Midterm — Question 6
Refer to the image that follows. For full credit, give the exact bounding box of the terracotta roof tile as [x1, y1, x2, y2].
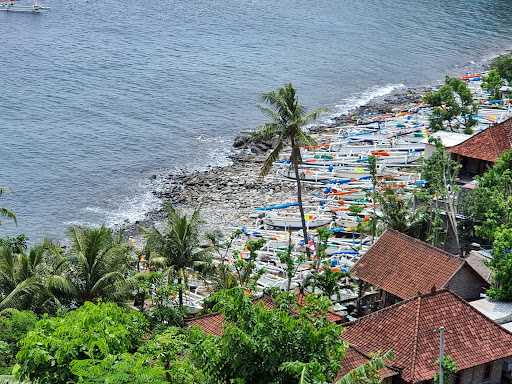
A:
[351, 229, 465, 299]
[187, 313, 225, 336]
[342, 290, 512, 383]
[449, 118, 512, 162]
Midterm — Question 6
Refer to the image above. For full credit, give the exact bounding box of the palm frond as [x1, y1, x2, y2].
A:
[0, 208, 16, 225]
[0, 277, 43, 310]
[260, 139, 284, 177]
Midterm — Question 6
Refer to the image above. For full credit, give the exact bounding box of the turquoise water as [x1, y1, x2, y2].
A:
[1, 0, 512, 240]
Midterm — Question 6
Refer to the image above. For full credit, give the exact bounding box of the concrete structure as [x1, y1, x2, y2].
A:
[423, 131, 472, 158]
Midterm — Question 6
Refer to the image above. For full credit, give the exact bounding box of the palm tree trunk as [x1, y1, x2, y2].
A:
[292, 147, 310, 257]
[177, 271, 183, 308]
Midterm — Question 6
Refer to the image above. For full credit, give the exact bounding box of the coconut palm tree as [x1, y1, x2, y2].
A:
[0, 187, 16, 225]
[49, 226, 132, 304]
[255, 83, 323, 249]
[0, 243, 58, 310]
[143, 203, 207, 309]
[303, 261, 349, 302]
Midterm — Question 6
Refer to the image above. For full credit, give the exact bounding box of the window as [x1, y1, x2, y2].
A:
[483, 362, 492, 381]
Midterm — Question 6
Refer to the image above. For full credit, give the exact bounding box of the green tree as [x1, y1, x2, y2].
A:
[462, 150, 512, 242]
[367, 156, 378, 243]
[481, 69, 504, 99]
[433, 355, 457, 384]
[0, 243, 63, 311]
[0, 309, 37, 374]
[14, 302, 147, 384]
[304, 261, 348, 302]
[0, 235, 27, 254]
[486, 226, 512, 301]
[376, 189, 428, 240]
[70, 353, 167, 384]
[192, 288, 346, 384]
[491, 53, 512, 83]
[0, 188, 16, 226]
[143, 204, 207, 309]
[49, 226, 132, 305]
[420, 138, 461, 249]
[255, 84, 323, 251]
[423, 77, 478, 133]
[140, 327, 210, 383]
[278, 231, 305, 291]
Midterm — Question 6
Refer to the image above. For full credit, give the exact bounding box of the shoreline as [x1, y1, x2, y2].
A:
[121, 84, 430, 239]
[121, 46, 507, 240]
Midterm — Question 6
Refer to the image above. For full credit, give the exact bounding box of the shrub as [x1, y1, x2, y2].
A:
[0, 310, 37, 373]
[70, 353, 167, 384]
[14, 302, 148, 383]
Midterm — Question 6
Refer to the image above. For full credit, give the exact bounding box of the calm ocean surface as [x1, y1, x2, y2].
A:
[1, 0, 512, 241]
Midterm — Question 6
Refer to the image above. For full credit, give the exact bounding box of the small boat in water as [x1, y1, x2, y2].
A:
[0, 0, 49, 12]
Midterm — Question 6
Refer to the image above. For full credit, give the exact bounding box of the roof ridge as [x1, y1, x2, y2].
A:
[385, 229, 462, 260]
[448, 290, 512, 338]
[409, 295, 422, 383]
[449, 126, 488, 151]
[489, 124, 501, 159]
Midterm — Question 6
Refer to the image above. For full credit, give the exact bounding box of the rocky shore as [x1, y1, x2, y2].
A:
[123, 86, 429, 238]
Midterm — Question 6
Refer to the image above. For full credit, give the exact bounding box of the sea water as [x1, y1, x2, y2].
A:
[1, 0, 512, 240]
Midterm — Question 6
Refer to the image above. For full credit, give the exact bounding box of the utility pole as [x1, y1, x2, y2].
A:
[438, 326, 446, 384]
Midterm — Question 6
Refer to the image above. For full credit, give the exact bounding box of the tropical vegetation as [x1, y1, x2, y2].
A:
[423, 76, 478, 133]
[3, 81, 512, 382]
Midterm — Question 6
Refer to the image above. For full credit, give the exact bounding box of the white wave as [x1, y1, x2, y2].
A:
[82, 187, 161, 229]
[195, 134, 230, 144]
[323, 83, 406, 123]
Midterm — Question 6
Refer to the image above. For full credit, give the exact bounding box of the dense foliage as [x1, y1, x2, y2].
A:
[14, 301, 147, 383]
[486, 227, 512, 301]
[491, 53, 512, 83]
[7, 289, 353, 384]
[423, 76, 478, 133]
[481, 69, 504, 99]
[190, 289, 346, 384]
[143, 203, 207, 309]
[0, 309, 37, 374]
[462, 150, 512, 242]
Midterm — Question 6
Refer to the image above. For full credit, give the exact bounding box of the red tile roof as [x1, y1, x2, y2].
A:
[449, 118, 512, 162]
[352, 229, 466, 300]
[186, 292, 344, 336]
[342, 290, 512, 383]
[335, 346, 399, 381]
[187, 312, 225, 336]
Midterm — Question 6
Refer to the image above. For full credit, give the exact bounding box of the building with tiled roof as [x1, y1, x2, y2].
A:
[341, 290, 512, 384]
[186, 312, 225, 336]
[449, 117, 512, 175]
[352, 230, 488, 311]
